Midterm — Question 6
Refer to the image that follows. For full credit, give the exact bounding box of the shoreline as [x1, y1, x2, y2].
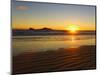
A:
[13, 45, 96, 74]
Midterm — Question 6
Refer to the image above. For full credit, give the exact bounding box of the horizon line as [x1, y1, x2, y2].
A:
[12, 28, 96, 31]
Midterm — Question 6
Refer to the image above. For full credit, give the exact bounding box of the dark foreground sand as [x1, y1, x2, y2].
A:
[13, 45, 96, 74]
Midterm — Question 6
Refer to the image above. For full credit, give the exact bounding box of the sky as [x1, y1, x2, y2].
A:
[12, 0, 96, 30]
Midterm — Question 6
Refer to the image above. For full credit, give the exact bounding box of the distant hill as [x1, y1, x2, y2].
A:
[12, 28, 96, 36]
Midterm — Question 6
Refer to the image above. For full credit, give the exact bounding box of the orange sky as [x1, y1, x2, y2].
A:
[12, 1, 96, 31]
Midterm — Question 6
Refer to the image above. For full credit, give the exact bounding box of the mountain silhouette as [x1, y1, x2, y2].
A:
[12, 27, 95, 36]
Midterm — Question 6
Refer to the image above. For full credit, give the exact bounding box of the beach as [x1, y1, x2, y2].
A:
[11, 1, 96, 74]
[13, 45, 96, 74]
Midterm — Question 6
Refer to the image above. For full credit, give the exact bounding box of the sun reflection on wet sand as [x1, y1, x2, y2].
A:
[70, 36, 76, 43]
[67, 35, 79, 48]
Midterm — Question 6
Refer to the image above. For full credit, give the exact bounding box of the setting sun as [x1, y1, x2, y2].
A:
[67, 25, 79, 34]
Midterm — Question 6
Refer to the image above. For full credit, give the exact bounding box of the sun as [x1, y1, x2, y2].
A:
[67, 25, 79, 34]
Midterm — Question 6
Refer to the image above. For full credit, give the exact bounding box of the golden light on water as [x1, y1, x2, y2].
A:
[67, 25, 79, 34]
[68, 35, 79, 48]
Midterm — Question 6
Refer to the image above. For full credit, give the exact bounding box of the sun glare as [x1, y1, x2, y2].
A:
[67, 25, 79, 34]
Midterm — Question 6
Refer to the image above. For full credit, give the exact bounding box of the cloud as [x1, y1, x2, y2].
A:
[16, 6, 30, 10]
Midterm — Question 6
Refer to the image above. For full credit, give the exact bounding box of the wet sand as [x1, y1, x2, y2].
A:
[13, 45, 96, 74]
